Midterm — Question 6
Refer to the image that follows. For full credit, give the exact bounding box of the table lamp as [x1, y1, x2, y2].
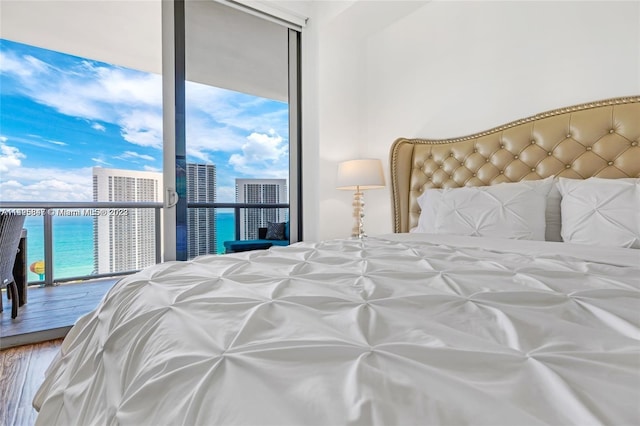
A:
[336, 159, 386, 238]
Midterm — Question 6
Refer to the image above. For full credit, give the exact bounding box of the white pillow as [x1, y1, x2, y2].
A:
[545, 181, 562, 242]
[435, 178, 553, 240]
[414, 188, 442, 234]
[415, 178, 554, 241]
[557, 177, 640, 249]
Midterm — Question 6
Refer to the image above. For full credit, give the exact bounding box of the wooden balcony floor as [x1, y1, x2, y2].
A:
[0, 278, 119, 349]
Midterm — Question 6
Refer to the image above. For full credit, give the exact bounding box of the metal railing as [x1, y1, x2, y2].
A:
[0, 201, 289, 286]
[0, 201, 163, 286]
[188, 202, 289, 240]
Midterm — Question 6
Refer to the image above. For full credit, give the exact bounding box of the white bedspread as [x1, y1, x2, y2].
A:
[34, 235, 640, 426]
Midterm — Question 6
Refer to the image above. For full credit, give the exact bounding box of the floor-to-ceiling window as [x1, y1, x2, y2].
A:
[164, 0, 303, 261]
[1, 0, 305, 283]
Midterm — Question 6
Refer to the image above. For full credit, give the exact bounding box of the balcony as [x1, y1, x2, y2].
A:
[0, 201, 289, 348]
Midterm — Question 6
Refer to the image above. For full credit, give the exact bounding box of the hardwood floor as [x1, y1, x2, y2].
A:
[0, 279, 118, 425]
[1, 278, 118, 349]
[0, 339, 63, 426]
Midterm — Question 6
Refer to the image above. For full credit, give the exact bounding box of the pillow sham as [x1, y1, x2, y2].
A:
[414, 188, 442, 234]
[545, 182, 562, 242]
[556, 177, 640, 249]
[265, 222, 286, 240]
[433, 178, 553, 240]
[415, 178, 554, 241]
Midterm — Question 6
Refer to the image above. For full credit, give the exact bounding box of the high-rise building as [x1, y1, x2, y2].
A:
[187, 163, 217, 259]
[93, 167, 162, 274]
[235, 178, 287, 239]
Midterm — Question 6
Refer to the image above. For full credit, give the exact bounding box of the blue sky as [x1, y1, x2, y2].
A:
[0, 38, 289, 202]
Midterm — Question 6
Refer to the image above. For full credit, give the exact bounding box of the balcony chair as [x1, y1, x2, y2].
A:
[0, 215, 26, 319]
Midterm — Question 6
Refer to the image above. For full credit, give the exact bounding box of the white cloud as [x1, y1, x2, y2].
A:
[31, 64, 163, 121]
[0, 141, 26, 173]
[92, 123, 106, 132]
[24, 55, 51, 74]
[0, 137, 92, 201]
[119, 151, 155, 162]
[2, 49, 163, 151]
[186, 118, 247, 156]
[229, 129, 288, 175]
[0, 51, 49, 78]
[186, 83, 287, 134]
[185, 146, 211, 164]
[91, 158, 111, 166]
[0, 134, 72, 154]
[0, 166, 93, 201]
[1, 179, 22, 188]
[120, 111, 163, 148]
[216, 186, 236, 203]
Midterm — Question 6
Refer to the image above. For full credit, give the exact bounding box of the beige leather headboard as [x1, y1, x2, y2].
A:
[390, 96, 640, 233]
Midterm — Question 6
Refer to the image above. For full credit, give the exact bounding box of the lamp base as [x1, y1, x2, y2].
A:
[351, 190, 366, 239]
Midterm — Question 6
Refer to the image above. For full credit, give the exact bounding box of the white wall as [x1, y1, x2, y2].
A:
[309, 0, 640, 241]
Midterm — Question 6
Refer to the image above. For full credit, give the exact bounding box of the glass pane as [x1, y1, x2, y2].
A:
[183, 83, 290, 258]
[0, 39, 163, 283]
[216, 208, 235, 254]
[183, 1, 292, 258]
[24, 217, 45, 283]
[52, 215, 94, 280]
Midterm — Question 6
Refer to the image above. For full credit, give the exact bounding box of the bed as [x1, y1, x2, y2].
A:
[34, 96, 640, 425]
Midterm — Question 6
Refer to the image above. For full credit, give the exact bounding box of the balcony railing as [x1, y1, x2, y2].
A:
[0, 201, 289, 286]
[188, 202, 289, 240]
[0, 201, 163, 286]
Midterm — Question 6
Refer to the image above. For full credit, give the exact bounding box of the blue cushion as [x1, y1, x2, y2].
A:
[223, 239, 289, 253]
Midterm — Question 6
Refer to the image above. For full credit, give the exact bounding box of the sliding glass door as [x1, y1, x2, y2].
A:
[163, 0, 301, 261]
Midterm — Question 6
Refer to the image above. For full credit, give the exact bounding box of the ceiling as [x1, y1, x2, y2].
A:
[0, 0, 288, 101]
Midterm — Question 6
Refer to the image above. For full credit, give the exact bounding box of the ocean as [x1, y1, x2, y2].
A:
[23, 212, 235, 282]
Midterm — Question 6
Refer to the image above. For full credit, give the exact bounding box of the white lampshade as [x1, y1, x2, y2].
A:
[336, 159, 385, 190]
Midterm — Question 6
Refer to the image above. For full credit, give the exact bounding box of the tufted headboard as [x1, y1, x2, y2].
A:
[390, 96, 640, 233]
